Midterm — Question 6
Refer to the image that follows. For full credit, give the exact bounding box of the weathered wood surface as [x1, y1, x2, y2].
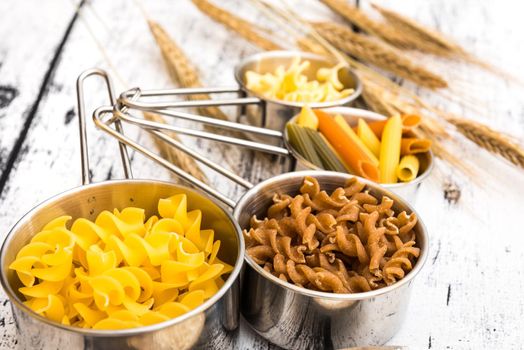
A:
[0, 0, 523, 349]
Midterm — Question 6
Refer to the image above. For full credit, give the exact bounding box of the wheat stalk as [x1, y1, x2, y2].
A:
[371, 2, 463, 57]
[143, 112, 208, 181]
[191, 0, 282, 51]
[313, 21, 447, 89]
[148, 20, 230, 121]
[77, 3, 208, 182]
[319, 0, 416, 49]
[371, 2, 524, 85]
[360, 81, 398, 116]
[147, 19, 248, 171]
[447, 117, 524, 168]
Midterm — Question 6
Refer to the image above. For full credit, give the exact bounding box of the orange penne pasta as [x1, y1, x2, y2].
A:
[363, 114, 422, 138]
[379, 115, 402, 184]
[315, 110, 379, 182]
[400, 138, 432, 155]
[334, 115, 379, 166]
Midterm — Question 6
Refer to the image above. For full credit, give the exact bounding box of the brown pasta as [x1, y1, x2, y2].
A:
[243, 176, 420, 293]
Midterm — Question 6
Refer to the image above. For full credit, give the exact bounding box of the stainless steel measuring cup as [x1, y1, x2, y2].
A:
[112, 92, 433, 203]
[119, 50, 362, 135]
[90, 76, 429, 349]
[0, 69, 244, 350]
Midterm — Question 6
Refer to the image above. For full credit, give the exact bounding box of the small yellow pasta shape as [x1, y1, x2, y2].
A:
[245, 57, 354, 103]
[357, 118, 381, 158]
[396, 155, 420, 182]
[9, 194, 233, 330]
[379, 115, 403, 184]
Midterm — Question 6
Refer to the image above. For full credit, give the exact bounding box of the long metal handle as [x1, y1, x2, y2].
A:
[148, 129, 253, 189]
[76, 68, 132, 184]
[119, 86, 262, 110]
[93, 106, 238, 209]
[114, 109, 290, 157]
[118, 92, 282, 138]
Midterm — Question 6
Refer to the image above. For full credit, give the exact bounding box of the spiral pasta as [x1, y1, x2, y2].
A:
[244, 176, 420, 293]
[9, 194, 233, 329]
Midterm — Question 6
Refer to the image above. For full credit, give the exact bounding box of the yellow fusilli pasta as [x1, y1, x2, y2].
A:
[9, 194, 233, 329]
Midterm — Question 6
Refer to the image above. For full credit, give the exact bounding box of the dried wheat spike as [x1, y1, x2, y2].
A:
[296, 35, 331, 56]
[371, 3, 463, 57]
[371, 2, 522, 84]
[449, 117, 524, 169]
[191, 0, 282, 51]
[360, 82, 397, 116]
[314, 21, 447, 89]
[148, 20, 230, 121]
[319, 0, 415, 49]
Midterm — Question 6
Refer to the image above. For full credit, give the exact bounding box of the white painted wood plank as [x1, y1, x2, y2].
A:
[0, 0, 81, 181]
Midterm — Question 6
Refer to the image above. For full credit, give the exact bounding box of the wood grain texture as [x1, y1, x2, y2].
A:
[0, 0, 523, 349]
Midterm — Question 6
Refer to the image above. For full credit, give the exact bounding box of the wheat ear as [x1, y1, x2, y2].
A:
[313, 21, 447, 89]
[319, 0, 416, 49]
[371, 2, 524, 84]
[191, 0, 282, 51]
[371, 3, 465, 57]
[447, 117, 524, 168]
[148, 20, 230, 121]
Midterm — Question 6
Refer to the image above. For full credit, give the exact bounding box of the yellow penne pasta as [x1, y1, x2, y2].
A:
[379, 115, 403, 183]
[333, 115, 379, 166]
[296, 105, 319, 129]
[396, 155, 420, 182]
[400, 138, 432, 155]
[357, 118, 381, 158]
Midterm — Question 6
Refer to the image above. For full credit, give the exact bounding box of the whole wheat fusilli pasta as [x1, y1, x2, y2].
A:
[244, 176, 420, 293]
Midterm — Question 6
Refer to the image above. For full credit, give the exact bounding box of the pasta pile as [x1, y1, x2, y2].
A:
[289, 106, 432, 183]
[9, 194, 233, 329]
[243, 176, 420, 293]
[245, 57, 354, 103]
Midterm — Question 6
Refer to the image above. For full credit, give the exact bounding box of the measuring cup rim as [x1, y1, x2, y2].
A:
[233, 50, 363, 108]
[283, 109, 435, 190]
[0, 178, 245, 337]
[233, 170, 429, 301]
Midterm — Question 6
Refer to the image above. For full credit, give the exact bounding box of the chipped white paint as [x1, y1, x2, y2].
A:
[0, 0, 523, 349]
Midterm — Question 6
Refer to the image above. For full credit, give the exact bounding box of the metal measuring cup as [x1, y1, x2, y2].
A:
[120, 50, 362, 137]
[91, 77, 429, 349]
[0, 69, 244, 350]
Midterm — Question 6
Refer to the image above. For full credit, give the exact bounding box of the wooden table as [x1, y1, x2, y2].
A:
[0, 0, 523, 348]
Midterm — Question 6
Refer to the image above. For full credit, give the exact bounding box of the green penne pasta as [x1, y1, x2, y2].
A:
[305, 128, 347, 173]
[286, 124, 324, 168]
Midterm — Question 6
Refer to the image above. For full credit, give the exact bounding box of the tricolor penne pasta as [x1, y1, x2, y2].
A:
[288, 106, 431, 185]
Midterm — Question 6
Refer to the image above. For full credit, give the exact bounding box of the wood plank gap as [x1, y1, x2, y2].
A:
[0, 0, 86, 196]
